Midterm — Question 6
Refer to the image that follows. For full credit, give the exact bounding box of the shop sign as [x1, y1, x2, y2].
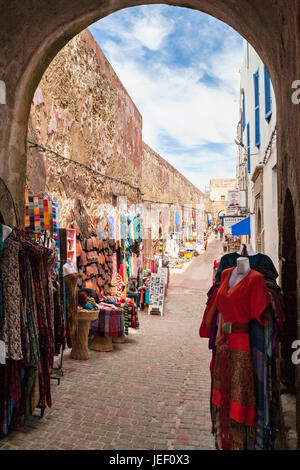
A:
[226, 190, 240, 209]
[157, 267, 168, 285]
[223, 216, 245, 234]
[149, 273, 165, 316]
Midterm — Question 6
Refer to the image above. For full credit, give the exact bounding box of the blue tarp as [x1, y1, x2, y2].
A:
[231, 216, 251, 235]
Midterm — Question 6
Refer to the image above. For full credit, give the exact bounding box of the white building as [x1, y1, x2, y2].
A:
[236, 40, 278, 272]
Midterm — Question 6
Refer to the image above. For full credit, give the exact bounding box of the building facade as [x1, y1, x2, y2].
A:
[206, 178, 237, 224]
[237, 40, 278, 272]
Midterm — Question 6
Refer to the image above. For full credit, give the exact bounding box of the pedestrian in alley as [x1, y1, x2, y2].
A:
[203, 231, 208, 251]
[214, 226, 218, 239]
[126, 276, 141, 309]
[219, 225, 224, 240]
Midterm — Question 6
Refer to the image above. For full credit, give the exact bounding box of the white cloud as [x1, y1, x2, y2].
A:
[101, 56, 239, 150]
[161, 146, 236, 192]
[131, 11, 174, 50]
[93, 5, 174, 52]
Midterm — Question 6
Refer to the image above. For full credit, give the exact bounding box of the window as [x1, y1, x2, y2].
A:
[264, 65, 272, 119]
[253, 70, 260, 147]
[247, 122, 251, 173]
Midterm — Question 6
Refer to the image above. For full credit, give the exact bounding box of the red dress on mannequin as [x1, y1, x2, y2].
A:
[212, 267, 270, 449]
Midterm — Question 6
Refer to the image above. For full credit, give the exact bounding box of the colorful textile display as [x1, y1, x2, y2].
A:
[78, 237, 114, 297]
[90, 304, 123, 338]
[111, 273, 126, 299]
[126, 301, 139, 330]
[0, 227, 58, 437]
[122, 304, 129, 336]
[64, 273, 78, 348]
[200, 264, 284, 450]
[52, 271, 66, 355]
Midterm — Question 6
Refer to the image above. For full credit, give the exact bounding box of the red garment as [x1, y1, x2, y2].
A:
[212, 267, 270, 430]
[216, 267, 269, 334]
[213, 259, 220, 282]
[199, 286, 218, 338]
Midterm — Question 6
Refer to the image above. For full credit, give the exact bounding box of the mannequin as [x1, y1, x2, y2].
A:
[237, 243, 257, 256]
[63, 258, 77, 276]
[228, 257, 250, 292]
[2, 224, 12, 241]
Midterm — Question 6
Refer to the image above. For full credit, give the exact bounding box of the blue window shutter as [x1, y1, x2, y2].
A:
[253, 70, 260, 147]
[247, 122, 251, 173]
[264, 66, 272, 119]
[241, 90, 246, 132]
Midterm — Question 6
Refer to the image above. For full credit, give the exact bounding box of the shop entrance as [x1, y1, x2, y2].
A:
[281, 189, 298, 394]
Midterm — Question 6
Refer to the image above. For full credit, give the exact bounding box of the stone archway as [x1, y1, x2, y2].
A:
[1, 0, 300, 443]
[0, 178, 18, 226]
[281, 189, 298, 394]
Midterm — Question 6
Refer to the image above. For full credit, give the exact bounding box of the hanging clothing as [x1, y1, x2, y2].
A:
[200, 263, 284, 450]
[0, 228, 59, 436]
[64, 273, 78, 348]
[0, 238, 22, 361]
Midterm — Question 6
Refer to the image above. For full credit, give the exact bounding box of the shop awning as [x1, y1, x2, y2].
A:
[231, 216, 251, 236]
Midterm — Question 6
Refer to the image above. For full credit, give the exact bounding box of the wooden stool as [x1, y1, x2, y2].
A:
[112, 335, 126, 344]
[89, 336, 113, 352]
[71, 309, 99, 360]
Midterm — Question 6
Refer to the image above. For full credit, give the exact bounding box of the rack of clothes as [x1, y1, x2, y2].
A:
[0, 225, 64, 436]
[200, 244, 285, 450]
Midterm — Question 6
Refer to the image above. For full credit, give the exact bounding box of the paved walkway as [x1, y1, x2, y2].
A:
[0, 240, 222, 450]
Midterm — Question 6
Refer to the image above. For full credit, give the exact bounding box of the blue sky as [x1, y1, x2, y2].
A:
[89, 5, 243, 192]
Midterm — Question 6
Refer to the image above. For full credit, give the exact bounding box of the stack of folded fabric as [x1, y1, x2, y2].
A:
[78, 291, 98, 311]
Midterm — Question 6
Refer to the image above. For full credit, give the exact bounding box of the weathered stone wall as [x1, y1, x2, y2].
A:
[142, 143, 205, 207]
[27, 29, 142, 227]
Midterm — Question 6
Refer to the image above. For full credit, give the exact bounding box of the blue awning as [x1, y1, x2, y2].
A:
[231, 216, 251, 236]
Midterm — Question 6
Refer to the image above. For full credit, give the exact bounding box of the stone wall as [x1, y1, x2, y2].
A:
[142, 143, 205, 207]
[27, 29, 143, 227]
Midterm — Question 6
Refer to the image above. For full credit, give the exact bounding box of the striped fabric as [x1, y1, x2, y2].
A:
[38, 196, 44, 231]
[43, 198, 50, 231]
[53, 201, 60, 267]
[25, 186, 58, 243]
[28, 192, 34, 230]
[52, 202, 57, 240]
[25, 187, 30, 228]
[33, 196, 40, 233]
[122, 304, 129, 335]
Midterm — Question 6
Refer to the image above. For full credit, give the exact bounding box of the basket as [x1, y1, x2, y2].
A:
[89, 336, 113, 352]
[112, 335, 126, 344]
